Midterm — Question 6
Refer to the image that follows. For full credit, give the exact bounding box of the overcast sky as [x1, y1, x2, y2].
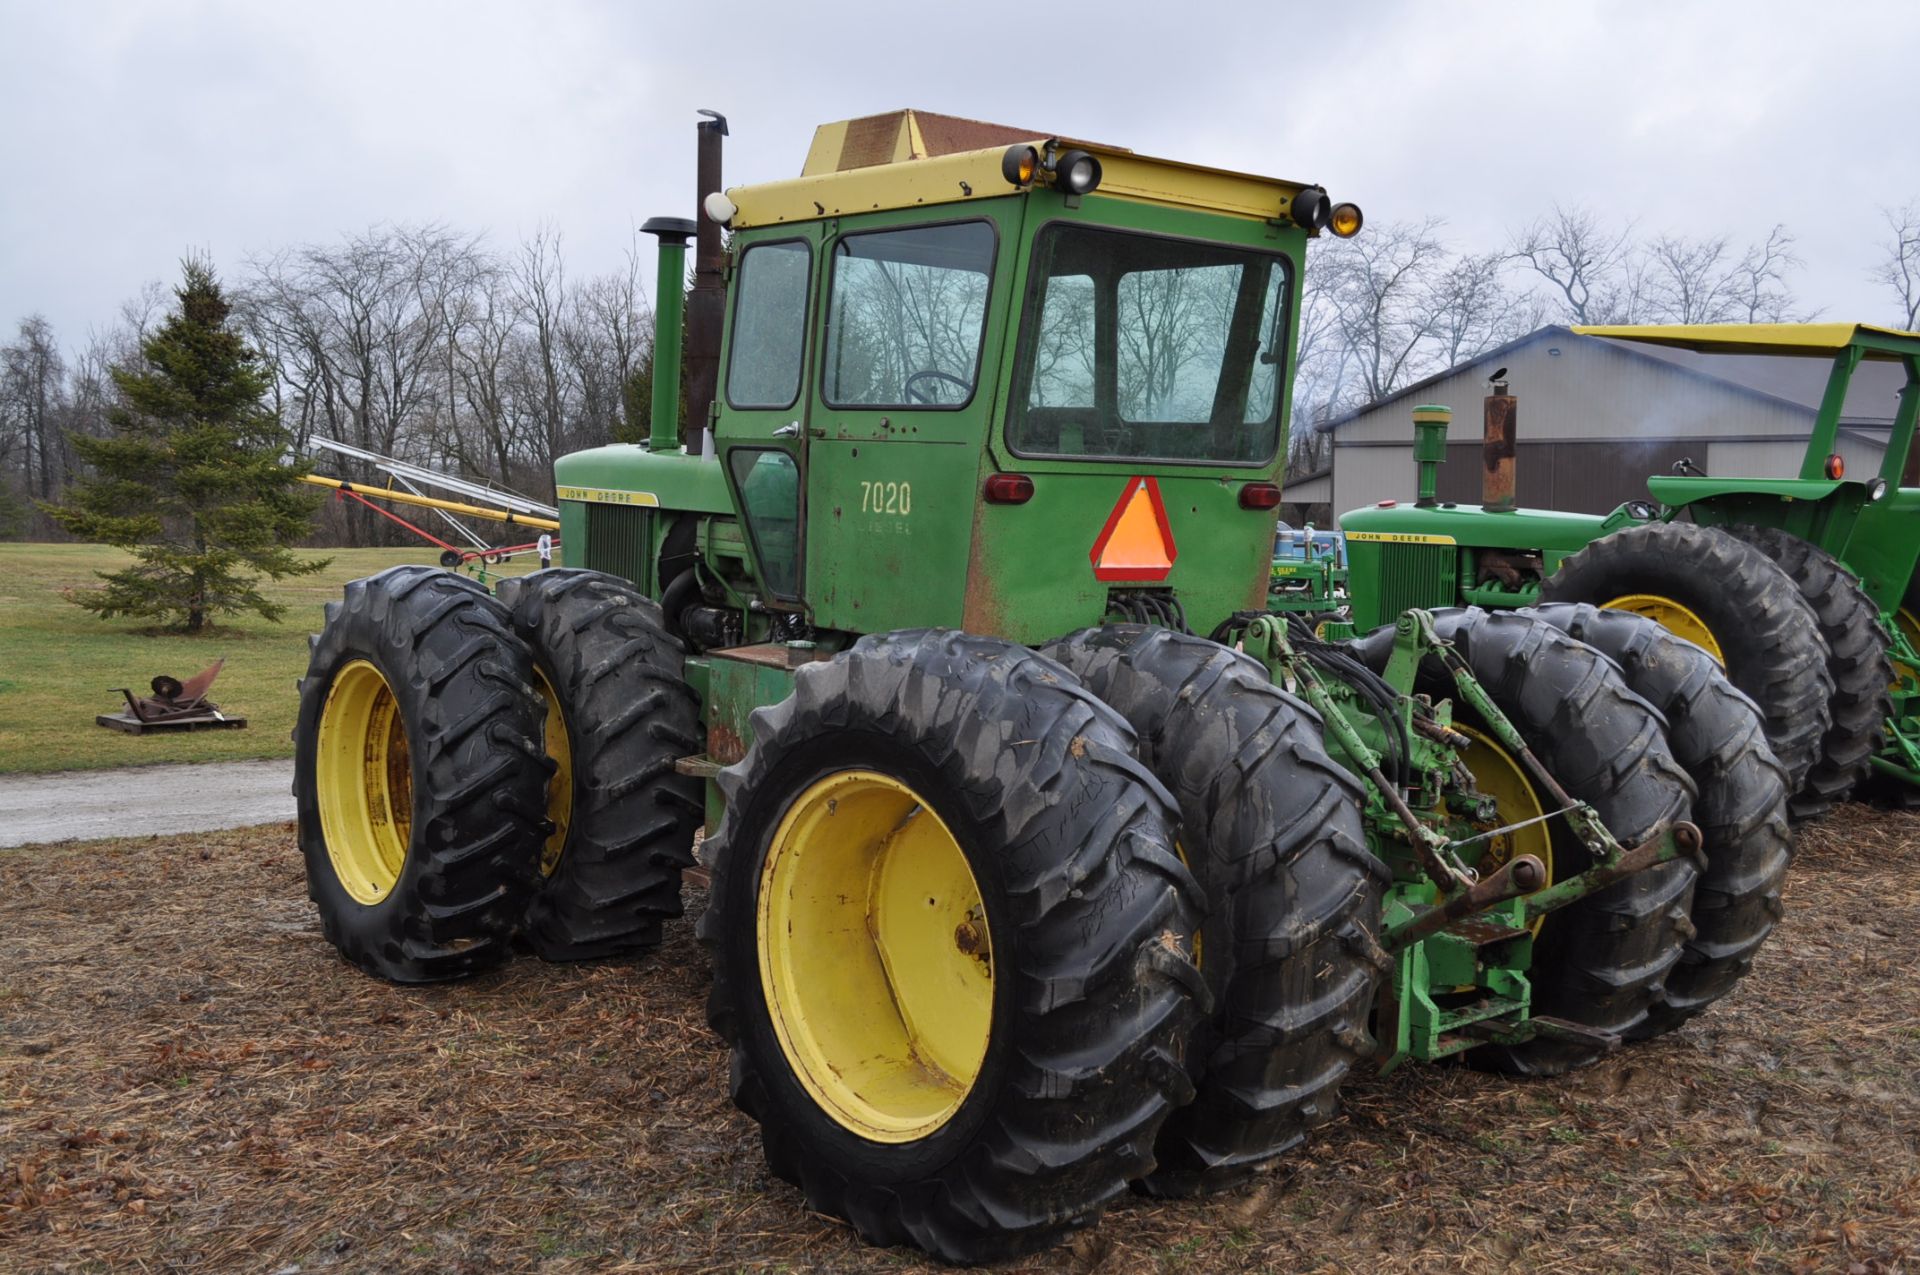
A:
[2, 0, 1916, 348]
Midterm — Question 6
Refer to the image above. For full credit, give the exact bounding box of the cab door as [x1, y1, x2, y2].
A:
[802, 211, 1013, 632]
[715, 229, 821, 603]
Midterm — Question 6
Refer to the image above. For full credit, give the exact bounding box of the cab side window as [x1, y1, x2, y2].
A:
[822, 221, 996, 408]
[726, 240, 812, 409]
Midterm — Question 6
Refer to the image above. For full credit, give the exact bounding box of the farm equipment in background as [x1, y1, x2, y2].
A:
[1267, 522, 1346, 616]
[1339, 325, 1920, 814]
[96, 658, 247, 734]
[289, 111, 1788, 1263]
[298, 438, 561, 582]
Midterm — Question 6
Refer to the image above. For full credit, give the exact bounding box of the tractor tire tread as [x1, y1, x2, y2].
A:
[497, 568, 703, 962]
[1538, 521, 1833, 796]
[1524, 603, 1791, 1033]
[1725, 526, 1894, 816]
[294, 565, 550, 983]
[700, 629, 1205, 1264]
[1041, 624, 1385, 1198]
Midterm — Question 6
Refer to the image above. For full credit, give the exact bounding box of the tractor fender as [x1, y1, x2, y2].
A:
[1646, 475, 1849, 510]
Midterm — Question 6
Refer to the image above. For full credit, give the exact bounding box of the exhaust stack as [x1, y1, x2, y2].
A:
[1483, 372, 1517, 512]
[641, 217, 695, 454]
[686, 110, 728, 452]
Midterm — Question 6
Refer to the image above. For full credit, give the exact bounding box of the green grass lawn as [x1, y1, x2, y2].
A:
[0, 543, 545, 774]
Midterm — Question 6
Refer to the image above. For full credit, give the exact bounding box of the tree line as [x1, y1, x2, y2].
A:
[1, 224, 656, 542]
[5, 202, 1919, 540]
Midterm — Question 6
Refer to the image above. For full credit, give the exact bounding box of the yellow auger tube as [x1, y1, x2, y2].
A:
[302, 474, 561, 531]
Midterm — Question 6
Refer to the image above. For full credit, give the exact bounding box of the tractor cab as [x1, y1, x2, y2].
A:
[555, 110, 1364, 646]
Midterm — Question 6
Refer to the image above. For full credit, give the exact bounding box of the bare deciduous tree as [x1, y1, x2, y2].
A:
[1873, 203, 1920, 331]
[1509, 205, 1642, 324]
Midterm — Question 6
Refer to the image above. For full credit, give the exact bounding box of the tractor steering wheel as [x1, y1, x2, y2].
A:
[903, 369, 971, 404]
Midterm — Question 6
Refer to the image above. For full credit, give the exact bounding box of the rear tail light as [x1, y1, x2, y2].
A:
[1239, 482, 1282, 510]
[1824, 453, 1846, 479]
[984, 473, 1034, 504]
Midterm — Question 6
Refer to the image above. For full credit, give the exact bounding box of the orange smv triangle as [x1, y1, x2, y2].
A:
[1090, 476, 1177, 582]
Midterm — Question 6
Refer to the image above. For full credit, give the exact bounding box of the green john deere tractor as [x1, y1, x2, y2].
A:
[292, 111, 1786, 1263]
[1338, 324, 1920, 817]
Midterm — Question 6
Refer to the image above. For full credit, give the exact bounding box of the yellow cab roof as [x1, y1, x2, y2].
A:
[1574, 322, 1920, 360]
[724, 108, 1321, 229]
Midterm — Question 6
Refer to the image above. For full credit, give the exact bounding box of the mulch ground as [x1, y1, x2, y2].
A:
[2, 807, 1916, 1273]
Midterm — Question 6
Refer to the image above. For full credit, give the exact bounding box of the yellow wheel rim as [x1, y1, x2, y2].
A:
[1892, 606, 1920, 692]
[1600, 594, 1726, 665]
[535, 669, 573, 877]
[1455, 725, 1553, 937]
[756, 770, 993, 1144]
[315, 660, 413, 905]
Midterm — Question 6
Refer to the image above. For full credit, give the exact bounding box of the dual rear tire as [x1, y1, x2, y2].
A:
[295, 566, 699, 983]
[296, 582, 1758, 1261]
[1040, 625, 1388, 1197]
[700, 631, 1208, 1262]
[1524, 603, 1793, 1033]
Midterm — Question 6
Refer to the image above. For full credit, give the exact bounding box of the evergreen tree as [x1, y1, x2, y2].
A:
[47, 260, 327, 631]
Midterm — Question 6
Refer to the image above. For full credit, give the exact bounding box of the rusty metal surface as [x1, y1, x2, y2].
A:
[1388, 853, 1547, 951]
[1522, 820, 1705, 923]
[1476, 549, 1542, 589]
[1482, 392, 1517, 511]
[709, 643, 833, 670]
[707, 723, 748, 767]
[686, 111, 727, 451]
[173, 659, 225, 705]
[1445, 918, 1528, 946]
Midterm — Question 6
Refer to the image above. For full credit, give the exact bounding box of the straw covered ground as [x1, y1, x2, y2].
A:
[2, 806, 1916, 1273]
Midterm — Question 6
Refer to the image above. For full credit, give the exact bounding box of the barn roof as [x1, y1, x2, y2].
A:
[1316, 324, 1911, 434]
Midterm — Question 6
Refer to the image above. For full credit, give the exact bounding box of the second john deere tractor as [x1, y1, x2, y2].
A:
[291, 111, 1789, 1264]
[1338, 324, 1920, 818]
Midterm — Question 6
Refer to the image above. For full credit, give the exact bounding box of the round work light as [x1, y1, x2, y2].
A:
[1290, 186, 1331, 232]
[1054, 149, 1103, 196]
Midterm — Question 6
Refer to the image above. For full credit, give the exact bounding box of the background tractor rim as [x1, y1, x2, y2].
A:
[315, 659, 412, 905]
[1599, 594, 1726, 665]
[534, 668, 574, 877]
[756, 769, 993, 1145]
[1455, 724, 1553, 937]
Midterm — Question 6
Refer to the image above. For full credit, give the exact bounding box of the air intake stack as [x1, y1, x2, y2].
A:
[640, 217, 695, 454]
[1412, 404, 1450, 506]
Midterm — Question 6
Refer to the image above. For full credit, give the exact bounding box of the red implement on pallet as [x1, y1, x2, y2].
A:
[97, 659, 248, 734]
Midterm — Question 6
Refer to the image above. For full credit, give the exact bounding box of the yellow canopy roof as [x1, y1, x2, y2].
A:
[1573, 322, 1920, 360]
